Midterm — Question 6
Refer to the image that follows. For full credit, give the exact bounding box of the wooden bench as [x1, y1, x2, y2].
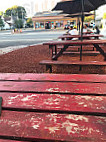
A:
[0, 73, 106, 142]
[39, 60, 106, 73]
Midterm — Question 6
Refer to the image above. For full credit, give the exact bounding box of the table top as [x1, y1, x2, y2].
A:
[43, 39, 106, 46]
[0, 73, 106, 142]
[58, 34, 104, 39]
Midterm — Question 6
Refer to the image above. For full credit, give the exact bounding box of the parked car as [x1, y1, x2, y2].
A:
[64, 24, 70, 30]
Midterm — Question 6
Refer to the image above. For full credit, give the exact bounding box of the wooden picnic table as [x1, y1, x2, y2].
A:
[58, 34, 104, 40]
[43, 39, 106, 61]
[0, 73, 106, 142]
[63, 31, 93, 36]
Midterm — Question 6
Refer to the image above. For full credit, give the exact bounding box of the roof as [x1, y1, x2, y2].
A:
[33, 11, 63, 17]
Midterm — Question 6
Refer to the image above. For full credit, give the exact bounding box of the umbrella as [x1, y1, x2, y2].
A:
[52, 0, 106, 62]
[52, 0, 106, 15]
[65, 12, 93, 18]
[53, 0, 106, 38]
[65, 12, 94, 32]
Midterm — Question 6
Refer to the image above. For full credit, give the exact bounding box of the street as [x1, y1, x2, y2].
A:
[0, 28, 105, 54]
[0, 29, 65, 48]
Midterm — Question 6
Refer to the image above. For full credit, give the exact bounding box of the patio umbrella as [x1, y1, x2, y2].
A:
[65, 12, 94, 32]
[53, 0, 106, 39]
[52, 0, 106, 15]
[52, 0, 106, 61]
[65, 12, 93, 18]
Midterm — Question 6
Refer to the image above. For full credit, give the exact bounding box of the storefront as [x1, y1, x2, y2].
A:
[32, 11, 79, 29]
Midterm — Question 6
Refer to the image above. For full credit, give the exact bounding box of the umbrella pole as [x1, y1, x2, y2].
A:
[79, 0, 84, 71]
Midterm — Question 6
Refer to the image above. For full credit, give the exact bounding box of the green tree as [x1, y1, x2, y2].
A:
[26, 18, 33, 27]
[5, 5, 26, 19]
[103, 13, 106, 19]
[0, 18, 4, 30]
[14, 19, 23, 28]
[84, 15, 94, 22]
[0, 11, 3, 16]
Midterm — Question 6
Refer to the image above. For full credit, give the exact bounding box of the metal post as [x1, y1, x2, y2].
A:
[0, 97, 2, 116]
[80, 0, 84, 71]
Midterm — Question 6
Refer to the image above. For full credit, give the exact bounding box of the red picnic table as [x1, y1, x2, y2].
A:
[43, 39, 106, 61]
[63, 31, 93, 36]
[58, 34, 104, 40]
[0, 73, 106, 142]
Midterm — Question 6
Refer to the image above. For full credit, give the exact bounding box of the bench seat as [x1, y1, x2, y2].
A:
[39, 60, 106, 73]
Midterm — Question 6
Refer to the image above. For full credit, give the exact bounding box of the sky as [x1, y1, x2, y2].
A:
[0, 0, 106, 17]
[0, 0, 37, 17]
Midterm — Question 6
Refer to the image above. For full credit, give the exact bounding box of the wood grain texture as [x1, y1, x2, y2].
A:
[0, 110, 106, 142]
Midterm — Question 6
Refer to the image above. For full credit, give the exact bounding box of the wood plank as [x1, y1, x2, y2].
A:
[0, 81, 105, 95]
[43, 39, 106, 45]
[58, 34, 104, 39]
[0, 73, 106, 83]
[0, 111, 106, 142]
[0, 140, 29, 142]
[1, 93, 106, 115]
[53, 51, 100, 55]
[40, 60, 106, 66]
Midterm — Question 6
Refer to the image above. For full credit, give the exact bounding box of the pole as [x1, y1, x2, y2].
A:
[81, 0, 84, 42]
[79, 0, 84, 71]
[94, 10, 96, 23]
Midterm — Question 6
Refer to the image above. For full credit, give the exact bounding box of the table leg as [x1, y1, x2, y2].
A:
[55, 45, 57, 55]
[52, 45, 69, 60]
[93, 44, 106, 61]
[0, 97, 2, 116]
[79, 45, 83, 71]
[51, 46, 54, 57]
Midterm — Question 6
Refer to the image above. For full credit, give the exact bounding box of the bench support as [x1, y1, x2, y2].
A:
[52, 45, 69, 60]
[46, 65, 52, 73]
[93, 44, 106, 61]
[0, 97, 2, 116]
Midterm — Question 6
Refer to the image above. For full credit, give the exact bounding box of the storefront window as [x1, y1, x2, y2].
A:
[60, 21, 63, 27]
[40, 22, 44, 28]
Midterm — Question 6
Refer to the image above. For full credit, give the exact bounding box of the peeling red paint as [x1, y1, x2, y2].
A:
[0, 73, 105, 141]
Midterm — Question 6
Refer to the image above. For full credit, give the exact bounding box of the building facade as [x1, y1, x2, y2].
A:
[32, 11, 78, 29]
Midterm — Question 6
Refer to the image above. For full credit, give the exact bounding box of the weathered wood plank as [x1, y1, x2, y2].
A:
[0, 140, 29, 142]
[0, 81, 105, 95]
[40, 60, 106, 66]
[43, 39, 106, 46]
[58, 34, 104, 39]
[1, 93, 106, 115]
[0, 111, 106, 142]
[0, 73, 106, 83]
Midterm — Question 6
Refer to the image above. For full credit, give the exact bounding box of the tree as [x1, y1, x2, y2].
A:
[0, 11, 3, 16]
[26, 18, 33, 27]
[103, 13, 106, 19]
[5, 5, 26, 19]
[84, 15, 94, 22]
[14, 19, 23, 28]
[0, 18, 4, 30]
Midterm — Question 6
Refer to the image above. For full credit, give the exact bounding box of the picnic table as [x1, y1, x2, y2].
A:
[63, 31, 93, 36]
[58, 34, 104, 40]
[43, 39, 106, 61]
[0, 73, 106, 141]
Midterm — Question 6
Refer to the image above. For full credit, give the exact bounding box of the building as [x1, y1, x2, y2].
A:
[32, 11, 78, 29]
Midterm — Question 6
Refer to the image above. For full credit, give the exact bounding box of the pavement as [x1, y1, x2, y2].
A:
[0, 28, 105, 55]
[0, 29, 65, 55]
